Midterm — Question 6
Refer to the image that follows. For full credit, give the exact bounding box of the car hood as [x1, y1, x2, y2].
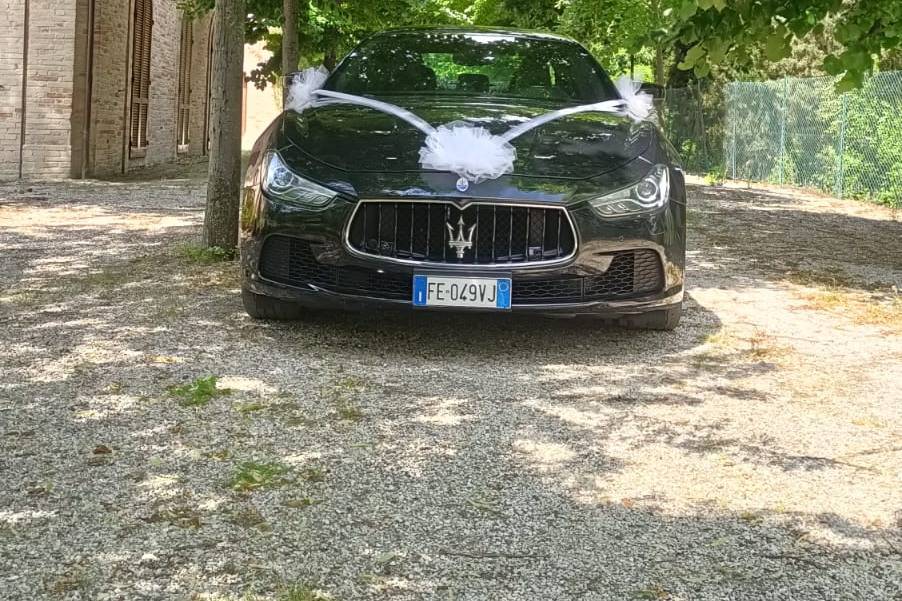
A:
[281, 97, 652, 180]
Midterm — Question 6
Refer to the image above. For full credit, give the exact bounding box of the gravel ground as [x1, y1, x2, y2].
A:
[1, 175, 900, 601]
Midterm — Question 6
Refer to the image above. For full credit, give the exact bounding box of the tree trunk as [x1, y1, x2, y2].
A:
[203, 0, 245, 249]
[654, 46, 665, 86]
[282, 0, 298, 76]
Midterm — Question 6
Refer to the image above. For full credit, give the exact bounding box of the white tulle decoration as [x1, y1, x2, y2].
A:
[283, 64, 654, 183]
[614, 75, 654, 122]
[284, 66, 330, 112]
[419, 122, 516, 183]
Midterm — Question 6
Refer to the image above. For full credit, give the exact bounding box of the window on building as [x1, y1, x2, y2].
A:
[129, 0, 153, 157]
[176, 17, 193, 153]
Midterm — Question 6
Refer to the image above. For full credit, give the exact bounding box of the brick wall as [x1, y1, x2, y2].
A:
[0, 0, 79, 180]
[140, 0, 179, 166]
[187, 13, 213, 158]
[86, 0, 129, 176]
[0, 2, 26, 179]
[1, 1, 214, 180]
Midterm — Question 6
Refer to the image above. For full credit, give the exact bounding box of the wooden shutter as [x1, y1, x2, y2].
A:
[176, 17, 193, 152]
[129, 0, 153, 155]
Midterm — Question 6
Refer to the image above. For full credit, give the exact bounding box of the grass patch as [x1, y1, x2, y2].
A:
[145, 506, 203, 529]
[783, 268, 871, 291]
[278, 585, 332, 601]
[236, 402, 267, 415]
[336, 401, 363, 422]
[860, 296, 902, 326]
[324, 376, 366, 422]
[800, 289, 902, 331]
[230, 461, 290, 492]
[284, 497, 321, 509]
[168, 375, 230, 407]
[702, 328, 792, 362]
[178, 243, 236, 264]
[229, 505, 270, 531]
[300, 466, 326, 483]
[633, 584, 670, 600]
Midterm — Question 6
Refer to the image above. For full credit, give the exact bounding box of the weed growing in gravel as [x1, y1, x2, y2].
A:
[236, 402, 267, 415]
[168, 376, 230, 407]
[702, 328, 792, 362]
[325, 376, 366, 422]
[278, 585, 332, 601]
[633, 584, 670, 600]
[229, 505, 270, 531]
[178, 243, 236, 263]
[300, 466, 326, 483]
[230, 461, 290, 491]
[284, 497, 321, 509]
[336, 401, 363, 421]
[145, 505, 203, 529]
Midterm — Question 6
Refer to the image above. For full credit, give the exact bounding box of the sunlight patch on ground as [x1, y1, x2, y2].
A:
[414, 396, 472, 426]
[0, 510, 56, 526]
[512, 437, 577, 472]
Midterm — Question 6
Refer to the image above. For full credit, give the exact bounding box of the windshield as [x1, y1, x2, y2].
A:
[325, 31, 619, 104]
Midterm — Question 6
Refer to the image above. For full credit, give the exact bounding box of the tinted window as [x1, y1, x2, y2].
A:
[326, 32, 618, 103]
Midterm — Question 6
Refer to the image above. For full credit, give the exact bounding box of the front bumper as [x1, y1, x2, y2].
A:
[240, 192, 686, 317]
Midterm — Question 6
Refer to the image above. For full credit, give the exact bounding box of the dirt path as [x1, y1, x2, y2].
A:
[1, 178, 900, 600]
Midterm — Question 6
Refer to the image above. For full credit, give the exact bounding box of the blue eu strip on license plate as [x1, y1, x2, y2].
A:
[412, 275, 511, 310]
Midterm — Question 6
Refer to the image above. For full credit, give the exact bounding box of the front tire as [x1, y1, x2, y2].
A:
[242, 289, 305, 320]
[619, 305, 682, 330]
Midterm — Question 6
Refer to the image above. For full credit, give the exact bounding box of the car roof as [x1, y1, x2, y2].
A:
[374, 26, 579, 44]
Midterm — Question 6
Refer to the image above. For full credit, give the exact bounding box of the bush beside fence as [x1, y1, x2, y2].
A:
[659, 71, 902, 207]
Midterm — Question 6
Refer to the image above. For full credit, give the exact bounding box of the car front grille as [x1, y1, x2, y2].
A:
[258, 235, 664, 305]
[259, 235, 412, 299]
[512, 250, 663, 304]
[346, 201, 576, 266]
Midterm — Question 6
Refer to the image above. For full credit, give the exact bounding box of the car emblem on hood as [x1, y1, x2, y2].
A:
[446, 216, 476, 259]
[455, 177, 470, 192]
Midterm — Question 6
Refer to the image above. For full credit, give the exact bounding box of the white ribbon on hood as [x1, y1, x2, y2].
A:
[286, 67, 655, 184]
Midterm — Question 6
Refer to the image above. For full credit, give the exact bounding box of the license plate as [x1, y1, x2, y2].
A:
[412, 275, 511, 310]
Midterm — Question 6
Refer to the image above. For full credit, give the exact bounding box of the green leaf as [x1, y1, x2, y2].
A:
[840, 49, 871, 72]
[765, 33, 789, 61]
[705, 37, 728, 63]
[697, 0, 714, 10]
[834, 71, 863, 93]
[712, 0, 726, 10]
[678, 0, 698, 20]
[694, 61, 711, 78]
[684, 43, 706, 65]
[823, 55, 844, 75]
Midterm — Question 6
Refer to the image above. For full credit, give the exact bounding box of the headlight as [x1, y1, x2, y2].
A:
[589, 164, 670, 217]
[261, 151, 338, 207]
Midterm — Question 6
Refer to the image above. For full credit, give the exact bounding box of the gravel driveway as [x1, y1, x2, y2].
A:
[1, 175, 900, 600]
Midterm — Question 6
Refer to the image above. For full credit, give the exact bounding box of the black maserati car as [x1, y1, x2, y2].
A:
[240, 28, 686, 329]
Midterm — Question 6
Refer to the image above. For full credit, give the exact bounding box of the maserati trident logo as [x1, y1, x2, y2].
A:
[446, 216, 476, 259]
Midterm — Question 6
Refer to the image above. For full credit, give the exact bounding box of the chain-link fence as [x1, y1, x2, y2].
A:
[659, 82, 724, 177]
[658, 71, 902, 207]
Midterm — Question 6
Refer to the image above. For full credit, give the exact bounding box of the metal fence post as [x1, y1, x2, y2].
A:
[779, 77, 787, 185]
[728, 86, 736, 180]
[835, 94, 848, 198]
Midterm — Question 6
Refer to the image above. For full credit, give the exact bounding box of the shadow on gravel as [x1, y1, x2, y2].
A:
[687, 184, 902, 288]
[2, 180, 901, 599]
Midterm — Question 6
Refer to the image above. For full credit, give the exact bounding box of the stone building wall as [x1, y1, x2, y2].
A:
[1, 0, 79, 180]
[0, 0, 212, 180]
[0, 1, 27, 179]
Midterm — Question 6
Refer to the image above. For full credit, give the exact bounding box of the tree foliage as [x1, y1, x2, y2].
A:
[179, 0, 901, 90]
[668, 0, 902, 91]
